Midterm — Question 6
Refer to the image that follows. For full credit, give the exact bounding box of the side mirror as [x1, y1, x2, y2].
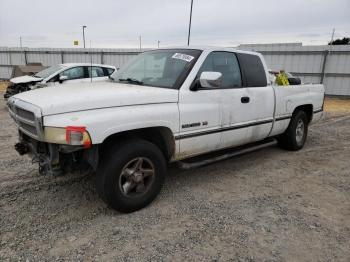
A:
[59, 75, 68, 83]
[199, 71, 222, 89]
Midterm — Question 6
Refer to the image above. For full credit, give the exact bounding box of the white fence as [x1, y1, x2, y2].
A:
[1, 43, 350, 96]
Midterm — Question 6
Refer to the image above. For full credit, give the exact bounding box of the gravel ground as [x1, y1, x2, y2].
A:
[0, 81, 8, 92]
[0, 96, 349, 261]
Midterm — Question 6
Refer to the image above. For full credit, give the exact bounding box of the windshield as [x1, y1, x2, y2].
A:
[111, 49, 201, 89]
[34, 64, 64, 79]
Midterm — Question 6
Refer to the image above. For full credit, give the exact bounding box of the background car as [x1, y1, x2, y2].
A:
[4, 63, 116, 99]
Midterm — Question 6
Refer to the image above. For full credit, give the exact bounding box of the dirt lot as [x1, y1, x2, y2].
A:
[0, 96, 349, 261]
[0, 81, 9, 92]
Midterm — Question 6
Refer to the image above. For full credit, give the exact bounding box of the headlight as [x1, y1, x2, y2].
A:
[44, 126, 91, 148]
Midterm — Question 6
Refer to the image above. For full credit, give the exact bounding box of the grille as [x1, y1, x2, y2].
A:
[8, 103, 41, 139]
[19, 122, 38, 136]
[17, 108, 35, 121]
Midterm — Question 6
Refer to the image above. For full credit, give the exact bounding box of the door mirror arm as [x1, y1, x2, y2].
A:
[189, 79, 200, 91]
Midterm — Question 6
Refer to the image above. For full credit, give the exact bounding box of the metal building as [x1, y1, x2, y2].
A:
[238, 43, 350, 96]
[0, 47, 141, 80]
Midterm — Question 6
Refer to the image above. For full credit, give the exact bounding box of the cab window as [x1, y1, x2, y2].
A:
[236, 53, 267, 87]
[197, 51, 242, 88]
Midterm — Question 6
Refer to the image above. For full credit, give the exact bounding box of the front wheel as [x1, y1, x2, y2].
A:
[96, 139, 166, 213]
[278, 110, 308, 151]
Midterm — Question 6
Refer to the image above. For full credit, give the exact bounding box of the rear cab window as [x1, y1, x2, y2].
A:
[236, 53, 267, 87]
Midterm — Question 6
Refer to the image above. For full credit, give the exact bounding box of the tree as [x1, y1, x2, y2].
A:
[328, 37, 350, 45]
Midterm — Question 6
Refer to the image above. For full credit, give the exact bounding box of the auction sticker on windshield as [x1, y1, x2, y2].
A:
[172, 53, 194, 62]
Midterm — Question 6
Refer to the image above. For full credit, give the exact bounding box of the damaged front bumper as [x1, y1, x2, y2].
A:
[16, 131, 98, 176]
[9, 97, 98, 176]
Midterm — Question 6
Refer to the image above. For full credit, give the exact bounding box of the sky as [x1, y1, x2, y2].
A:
[0, 0, 349, 48]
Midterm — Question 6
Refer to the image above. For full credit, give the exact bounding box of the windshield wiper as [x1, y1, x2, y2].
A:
[118, 78, 143, 85]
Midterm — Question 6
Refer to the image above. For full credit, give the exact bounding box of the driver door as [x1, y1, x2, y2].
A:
[177, 52, 226, 158]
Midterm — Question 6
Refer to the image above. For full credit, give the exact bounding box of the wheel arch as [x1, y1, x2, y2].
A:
[293, 104, 313, 123]
[100, 126, 176, 161]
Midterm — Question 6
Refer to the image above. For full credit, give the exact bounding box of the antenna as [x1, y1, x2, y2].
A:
[187, 0, 194, 46]
[90, 40, 93, 83]
[329, 28, 335, 53]
[321, 28, 335, 84]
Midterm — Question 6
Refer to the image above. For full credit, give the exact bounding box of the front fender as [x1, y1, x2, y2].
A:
[43, 103, 180, 144]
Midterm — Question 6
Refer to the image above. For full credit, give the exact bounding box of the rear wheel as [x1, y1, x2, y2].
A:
[278, 110, 308, 151]
[96, 139, 166, 213]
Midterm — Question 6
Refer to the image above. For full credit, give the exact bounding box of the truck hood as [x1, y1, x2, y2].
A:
[13, 81, 179, 116]
[10, 75, 43, 84]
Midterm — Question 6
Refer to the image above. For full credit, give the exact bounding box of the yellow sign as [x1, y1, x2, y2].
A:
[73, 40, 79, 46]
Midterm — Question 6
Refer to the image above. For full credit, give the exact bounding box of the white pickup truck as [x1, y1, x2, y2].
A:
[7, 47, 324, 212]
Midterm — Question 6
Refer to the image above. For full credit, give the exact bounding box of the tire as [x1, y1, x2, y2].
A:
[96, 139, 166, 213]
[278, 110, 308, 151]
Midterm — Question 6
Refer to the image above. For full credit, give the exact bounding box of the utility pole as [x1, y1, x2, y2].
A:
[157, 40, 160, 48]
[321, 28, 335, 84]
[82, 25, 87, 48]
[19, 36, 22, 48]
[139, 35, 142, 51]
[187, 0, 194, 46]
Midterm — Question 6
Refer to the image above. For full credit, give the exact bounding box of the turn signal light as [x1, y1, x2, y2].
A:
[65, 126, 91, 148]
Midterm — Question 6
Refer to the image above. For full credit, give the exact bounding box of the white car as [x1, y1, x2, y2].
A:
[8, 47, 324, 213]
[4, 63, 116, 98]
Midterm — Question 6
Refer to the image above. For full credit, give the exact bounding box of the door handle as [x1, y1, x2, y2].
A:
[241, 96, 250, 103]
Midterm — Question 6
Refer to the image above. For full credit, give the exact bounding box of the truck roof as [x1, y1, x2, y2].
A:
[156, 46, 262, 56]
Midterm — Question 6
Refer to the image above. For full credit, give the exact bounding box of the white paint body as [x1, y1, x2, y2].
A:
[10, 47, 325, 161]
